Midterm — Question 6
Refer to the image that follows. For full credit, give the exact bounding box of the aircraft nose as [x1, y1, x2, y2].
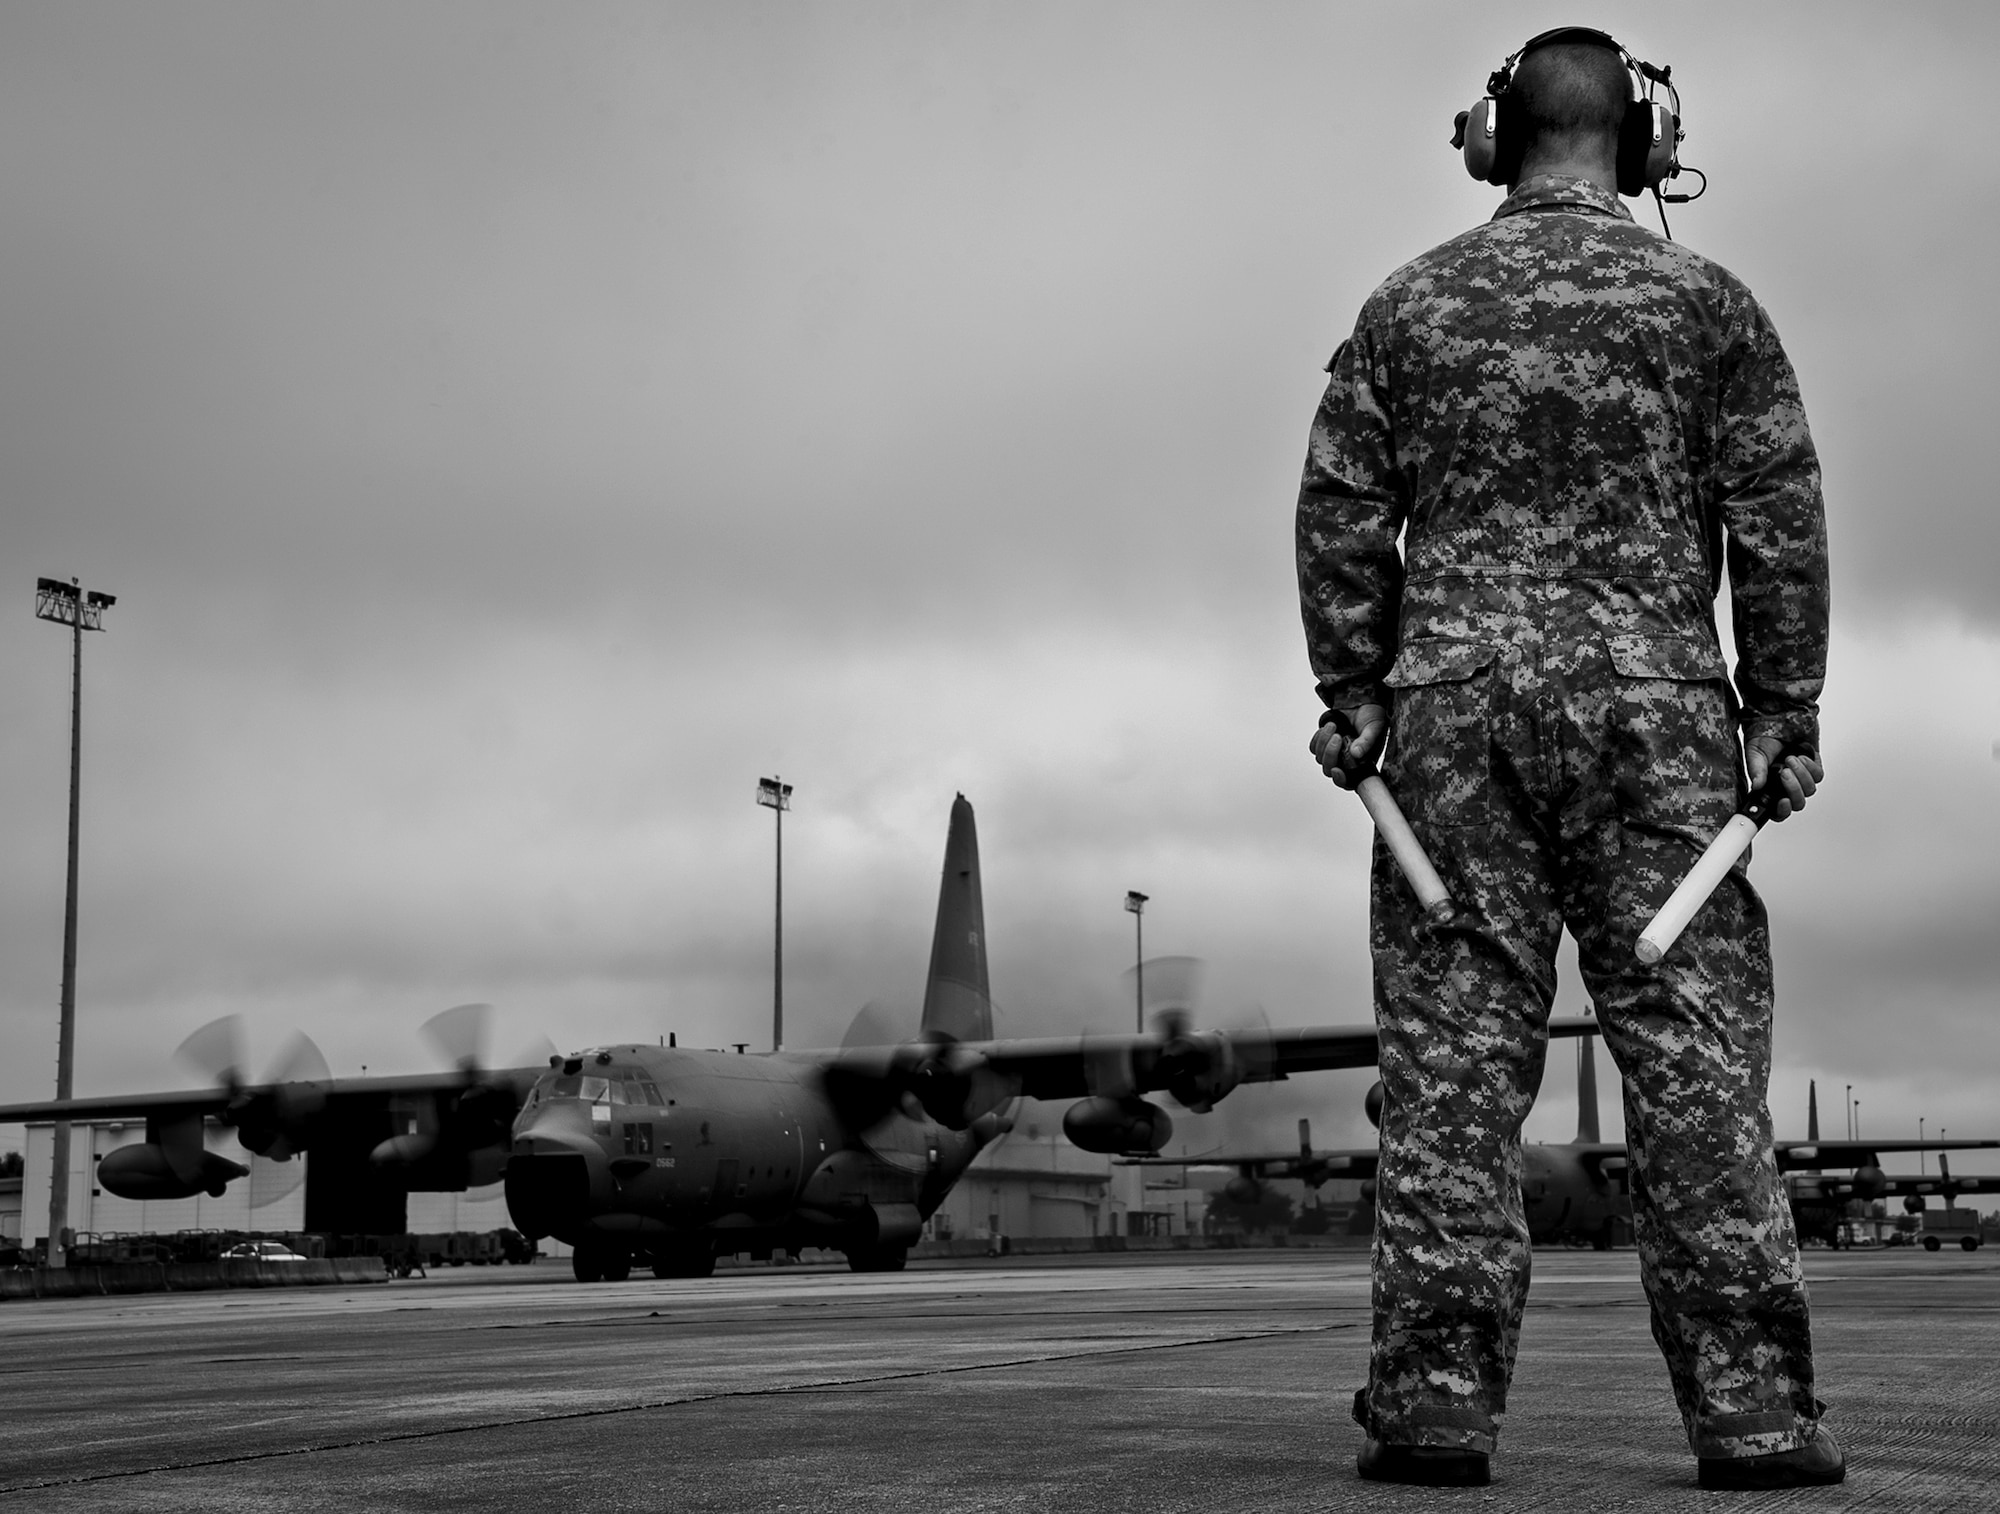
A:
[505, 1109, 609, 1239]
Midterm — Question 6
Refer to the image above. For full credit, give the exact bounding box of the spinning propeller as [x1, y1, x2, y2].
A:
[175, 1015, 332, 1163]
[822, 1000, 1015, 1136]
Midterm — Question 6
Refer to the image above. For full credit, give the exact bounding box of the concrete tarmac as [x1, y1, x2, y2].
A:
[0, 1248, 1993, 1511]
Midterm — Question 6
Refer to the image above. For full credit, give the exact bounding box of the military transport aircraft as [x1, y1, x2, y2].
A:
[1784, 1083, 2000, 1249]
[1126, 1035, 2000, 1251]
[0, 794, 1605, 1281]
[1123, 1032, 1633, 1247]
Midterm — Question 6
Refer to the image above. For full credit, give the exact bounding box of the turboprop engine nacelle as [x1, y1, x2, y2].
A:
[1063, 1096, 1174, 1156]
[1851, 1164, 1888, 1201]
[97, 1143, 249, 1201]
[1156, 1030, 1241, 1115]
[1223, 1175, 1264, 1205]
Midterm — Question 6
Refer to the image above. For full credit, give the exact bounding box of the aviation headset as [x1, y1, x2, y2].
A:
[1450, 26, 1699, 207]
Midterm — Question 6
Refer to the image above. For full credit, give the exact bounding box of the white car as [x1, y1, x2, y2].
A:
[221, 1241, 310, 1263]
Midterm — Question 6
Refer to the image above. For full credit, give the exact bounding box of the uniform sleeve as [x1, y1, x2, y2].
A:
[1296, 323, 1409, 711]
[1714, 298, 1830, 754]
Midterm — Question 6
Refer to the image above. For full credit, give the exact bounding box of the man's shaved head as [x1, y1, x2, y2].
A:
[1512, 41, 1630, 163]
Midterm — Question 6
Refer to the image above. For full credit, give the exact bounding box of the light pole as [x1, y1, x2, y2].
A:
[1920, 1118, 1926, 1176]
[756, 776, 792, 1052]
[1846, 1083, 1853, 1142]
[33, 577, 115, 1271]
[1854, 1100, 1860, 1141]
[1124, 891, 1148, 1033]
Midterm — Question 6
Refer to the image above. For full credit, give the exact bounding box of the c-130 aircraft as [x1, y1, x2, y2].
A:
[1127, 1033, 1999, 1251]
[11, 795, 1599, 1281]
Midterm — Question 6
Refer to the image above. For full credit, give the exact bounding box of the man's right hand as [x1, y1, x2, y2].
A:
[1309, 703, 1388, 790]
[1745, 737, 1823, 822]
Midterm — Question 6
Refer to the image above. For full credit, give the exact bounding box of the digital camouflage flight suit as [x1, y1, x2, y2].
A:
[1296, 176, 1830, 1460]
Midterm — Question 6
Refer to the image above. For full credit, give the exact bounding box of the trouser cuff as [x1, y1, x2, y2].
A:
[1354, 1388, 1499, 1453]
[1692, 1408, 1813, 1458]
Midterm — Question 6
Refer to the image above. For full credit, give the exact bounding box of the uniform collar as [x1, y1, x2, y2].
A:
[1492, 174, 1633, 222]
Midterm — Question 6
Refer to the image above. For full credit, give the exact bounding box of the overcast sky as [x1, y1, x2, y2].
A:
[2, 2, 1995, 1170]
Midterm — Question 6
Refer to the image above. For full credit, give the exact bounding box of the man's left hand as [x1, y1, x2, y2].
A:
[1310, 704, 1388, 791]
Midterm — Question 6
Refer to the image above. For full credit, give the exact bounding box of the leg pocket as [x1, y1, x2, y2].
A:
[1601, 668, 1740, 844]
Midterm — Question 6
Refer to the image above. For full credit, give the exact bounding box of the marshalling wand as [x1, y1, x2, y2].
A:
[1326, 711, 1456, 923]
[1635, 751, 1810, 965]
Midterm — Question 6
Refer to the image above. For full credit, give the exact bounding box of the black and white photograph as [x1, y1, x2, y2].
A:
[1, 3, 1995, 1507]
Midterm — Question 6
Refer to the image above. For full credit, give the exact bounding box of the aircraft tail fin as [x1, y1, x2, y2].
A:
[1808, 1080, 1820, 1142]
[1574, 1032, 1601, 1145]
[919, 794, 993, 1045]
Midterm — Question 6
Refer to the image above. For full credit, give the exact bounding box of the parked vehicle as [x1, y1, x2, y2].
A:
[1920, 1206, 1983, 1252]
[222, 1241, 311, 1262]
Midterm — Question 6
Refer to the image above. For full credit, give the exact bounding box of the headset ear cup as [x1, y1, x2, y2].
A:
[1618, 99, 1676, 195]
[1461, 97, 1500, 183]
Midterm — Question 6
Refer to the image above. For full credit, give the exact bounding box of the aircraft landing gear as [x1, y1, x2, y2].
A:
[572, 1244, 633, 1283]
[652, 1247, 716, 1280]
[845, 1244, 909, 1274]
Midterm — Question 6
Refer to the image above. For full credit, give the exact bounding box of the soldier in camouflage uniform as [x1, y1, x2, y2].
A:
[1296, 32, 1835, 1489]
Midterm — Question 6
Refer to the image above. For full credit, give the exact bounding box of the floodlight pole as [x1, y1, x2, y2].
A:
[33, 577, 113, 1270]
[756, 777, 793, 1052]
[1846, 1083, 1853, 1142]
[1920, 1118, 1926, 1176]
[1124, 891, 1148, 1033]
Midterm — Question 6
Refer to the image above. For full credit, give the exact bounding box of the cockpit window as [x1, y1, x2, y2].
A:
[543, 1071, 653, 1104]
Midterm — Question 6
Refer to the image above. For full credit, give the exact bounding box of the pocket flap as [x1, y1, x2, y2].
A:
[1604, 633, 1727, 682]
[1383, 638, 1499, 688]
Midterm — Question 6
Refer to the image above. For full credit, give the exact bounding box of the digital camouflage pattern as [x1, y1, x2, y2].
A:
[1298, 175, 1828, 755]
[1297, 176, 1830, 1460]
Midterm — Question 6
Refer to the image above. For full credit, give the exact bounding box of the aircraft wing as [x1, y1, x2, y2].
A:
[932, 1014, 1600, 1104]
[1790, 1172, 2000, 1202]
[0, 1068, 542, 1127]
[1775, 1139, 2000, 1170]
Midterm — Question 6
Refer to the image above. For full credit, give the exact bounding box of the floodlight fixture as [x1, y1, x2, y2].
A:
[32, 575, 115, 1271]
[756, 776, 793, 1051]
[1124, 891, 1148, 1033]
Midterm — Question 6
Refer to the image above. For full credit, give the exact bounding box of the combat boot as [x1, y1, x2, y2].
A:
[1697, 1428, 1846, 1490]
[1357, 1438, 1492, 1487]
[1351, 1389, 1491, 1487]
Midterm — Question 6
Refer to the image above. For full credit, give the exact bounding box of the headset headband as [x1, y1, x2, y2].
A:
[1488, 27, 1654, 108]
[1451, 23, 1698, 222]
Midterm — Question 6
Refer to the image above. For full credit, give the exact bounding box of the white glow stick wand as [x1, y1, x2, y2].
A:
[1327, 712, 1456, 923]
[1636, 760, 1805, 964]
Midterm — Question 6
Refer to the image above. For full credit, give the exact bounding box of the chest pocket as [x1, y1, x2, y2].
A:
[1383, 638, 1499, 829]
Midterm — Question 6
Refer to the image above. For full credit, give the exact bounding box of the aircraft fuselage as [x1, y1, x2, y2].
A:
[505, 1043, 995, 1275]
[1520, 1142, 1631, 1248]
